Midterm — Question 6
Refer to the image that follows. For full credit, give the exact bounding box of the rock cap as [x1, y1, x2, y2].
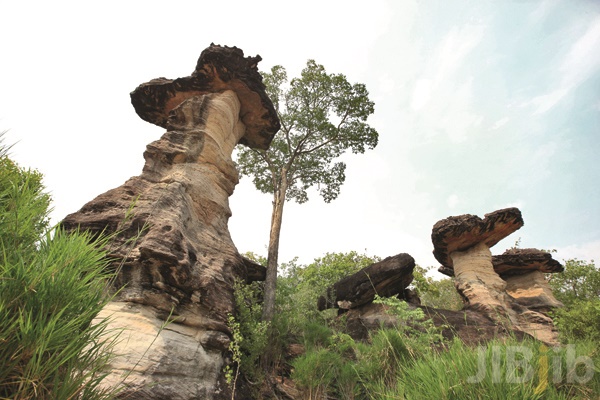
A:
[432, 207, 524, 272]
[130, 44, 280, 150]
[492, 248, 564, 278]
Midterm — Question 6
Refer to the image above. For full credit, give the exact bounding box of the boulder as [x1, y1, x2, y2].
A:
[317, 253, 415, 311]
[494, 248, 564, 312]
[62, 45, 279, 399]
[344, 303, 528, 345]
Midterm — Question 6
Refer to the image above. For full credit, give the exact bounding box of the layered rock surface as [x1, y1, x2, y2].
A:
[62, 45, 278, 399]
[432, 208, 563, 345]
[317, 253, 415, 311]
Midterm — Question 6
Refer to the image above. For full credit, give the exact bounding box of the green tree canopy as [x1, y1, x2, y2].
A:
[237, 60, 378, 204]
[547, 258, 599, 306]
[547, 258, 600, 342]
[236, 61, 379, 323]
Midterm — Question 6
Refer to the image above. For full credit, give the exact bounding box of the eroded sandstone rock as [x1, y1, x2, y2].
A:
[317, 253, 415, 311]
[344, 303, 528, 345]
[431, 208, 561, 345]
[495, 248, 564, 312]
[62, 45, 279, 399]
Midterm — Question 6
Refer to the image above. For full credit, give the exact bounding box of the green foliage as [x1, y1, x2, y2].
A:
[228, 280, 270, 385]
[548, 259, 600, 342]
[294, 332, 599, 400]
[277, 251, 379, 337]
[419, 277, 464, 311]
[0, 144, 117, 399]
[224, 314, 242, 398]
[548, 259, 600, 307]
[372, 295, 444, 350]
[370, 337, 599, 400]
[552, 299, 600, 343]
[410, 265, 437, 296]
[291, 347, 342, 399]
[301, 251, 380, 289]
[292, 294, 444, 399]
[410, 266, 463, 311]
[237, 60, 379, 204]
[235, 249, 599, 399]
[0, 156, 51, 257]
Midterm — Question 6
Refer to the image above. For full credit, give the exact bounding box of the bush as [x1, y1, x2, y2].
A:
[0, 143, 117, 399]
[552, 299, 600, 343]
[548, 258, 600, 342]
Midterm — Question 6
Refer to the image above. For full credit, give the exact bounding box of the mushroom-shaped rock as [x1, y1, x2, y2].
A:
[494, 248, 564, 311]
[431, 208, 523, 317]
[432, 207, 524, 271]
[131, 44, 280, 150]
[317, 253, 415, 311]
[62, 45, 279, 399]
[431, 208, 560, 345]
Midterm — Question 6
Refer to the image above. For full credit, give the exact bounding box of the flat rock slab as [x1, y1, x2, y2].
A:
[317, 253, 415, 311]
[493, 248, 564, 277]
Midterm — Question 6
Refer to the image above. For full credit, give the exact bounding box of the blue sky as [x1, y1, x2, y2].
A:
[1, 0, 598, 273]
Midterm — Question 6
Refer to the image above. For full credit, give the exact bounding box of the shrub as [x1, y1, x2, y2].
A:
[552, 299, 600, 343]
[0, 142, 117, 399]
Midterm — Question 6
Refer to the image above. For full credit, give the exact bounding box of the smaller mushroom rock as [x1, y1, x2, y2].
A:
[492, 248, 564, 277]
[317, 253, 415, 311]
[494, 248, 564, 311]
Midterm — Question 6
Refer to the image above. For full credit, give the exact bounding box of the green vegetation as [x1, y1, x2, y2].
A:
[236, 62, 379, 322]
[548, 258, 600, 343]
[0, 140, 117, 399]
[228, 251, 599, 399]
[411, 265, 463, 311]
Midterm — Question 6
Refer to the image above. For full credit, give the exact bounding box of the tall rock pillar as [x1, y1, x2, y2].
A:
[62, 45, 279, 399]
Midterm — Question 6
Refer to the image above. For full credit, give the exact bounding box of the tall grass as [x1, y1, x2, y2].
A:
[291, 295, 599, 400]
[0, 143, 118, 399]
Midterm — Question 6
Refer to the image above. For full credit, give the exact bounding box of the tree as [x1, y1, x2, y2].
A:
[547, 258, 600, 306]
[547, 258, 600, 341]
[237, 61, 378, 322]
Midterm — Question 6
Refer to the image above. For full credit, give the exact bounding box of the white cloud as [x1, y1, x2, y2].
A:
[553, 239, 600, 263]
[447, 194, 459, 209]
[410, 79, 432, 111]
[530, 87, 571, 115]
[560, 16, 600, 86]
[526, 16, 600, 115]
[439, 78, 484, 142]
[490, 117, 509, 130]
[434, 24, 486, 85]
[409, 24, 486, 142]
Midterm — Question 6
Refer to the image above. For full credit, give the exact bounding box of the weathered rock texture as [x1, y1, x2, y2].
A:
[495, 248, 564, 312]
[317, 253, 415, 311]
[344, 303, 528, 345]
[431, 208, 563, 345]
[62, 45, 279, 399]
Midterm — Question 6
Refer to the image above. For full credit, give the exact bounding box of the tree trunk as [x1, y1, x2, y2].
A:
[261, 172, 287, 322]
